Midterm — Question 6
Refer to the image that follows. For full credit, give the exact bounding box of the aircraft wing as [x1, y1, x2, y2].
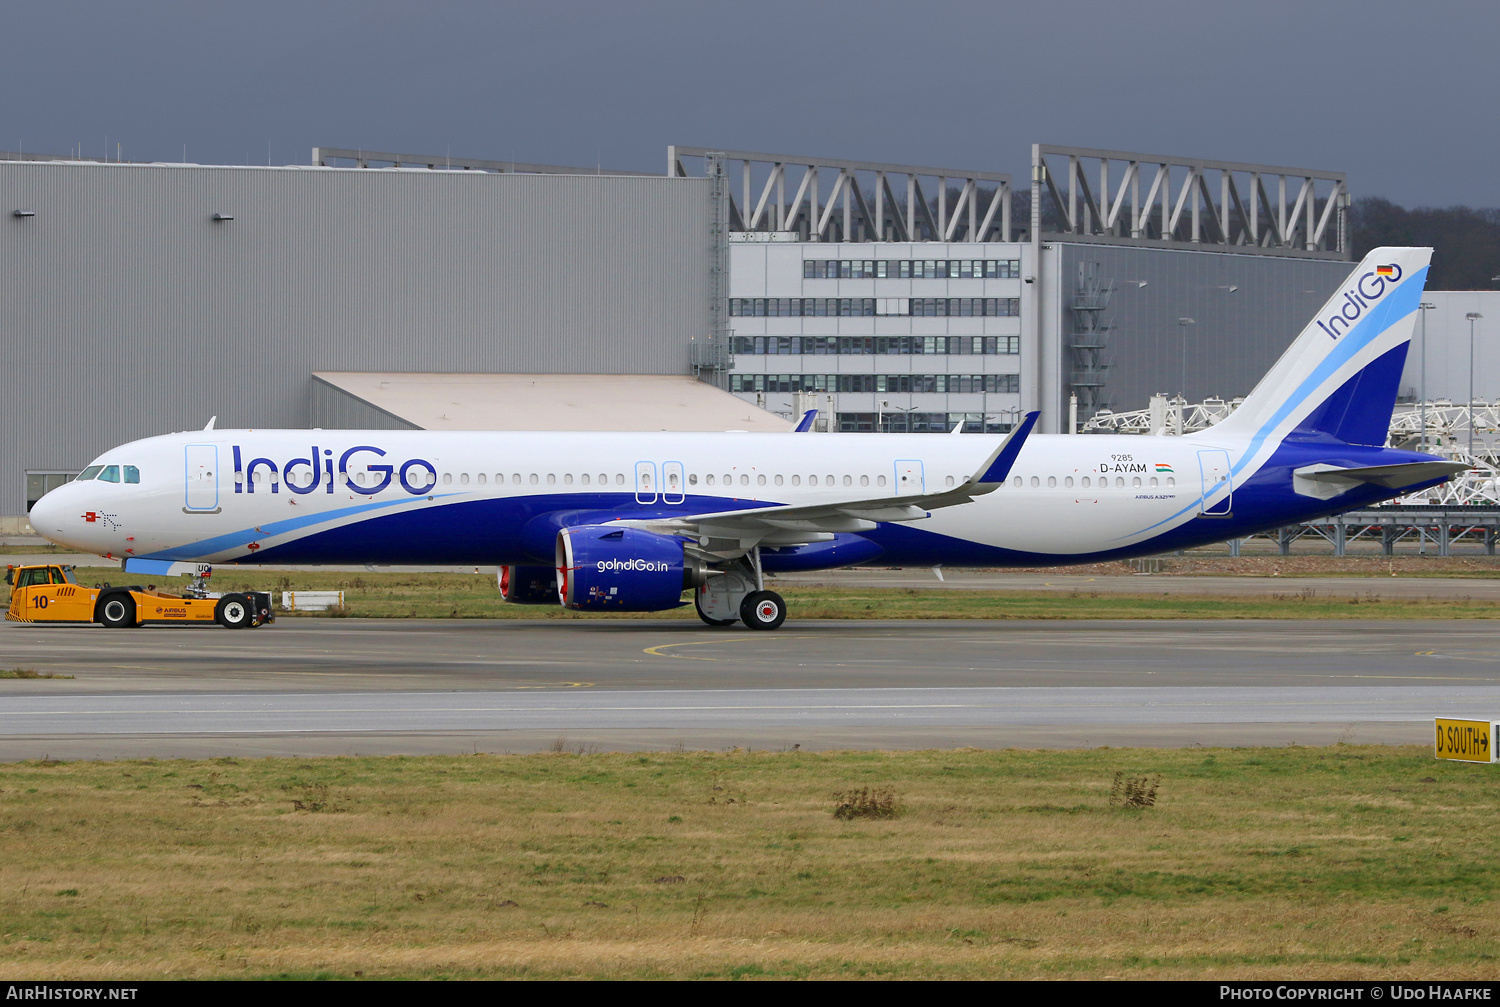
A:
[616, 412, 1037, 559]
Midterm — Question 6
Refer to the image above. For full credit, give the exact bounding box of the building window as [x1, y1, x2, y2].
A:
[24, 472, 77, 512]
[732, 296, 1019, 319]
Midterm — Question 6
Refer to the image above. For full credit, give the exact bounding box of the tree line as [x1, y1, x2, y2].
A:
[1351, 197, 1500, 290]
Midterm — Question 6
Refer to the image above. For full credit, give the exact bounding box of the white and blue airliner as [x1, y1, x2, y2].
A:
[28, 246, 1464, 629]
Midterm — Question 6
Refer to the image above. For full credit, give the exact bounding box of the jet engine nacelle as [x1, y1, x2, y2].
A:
[556, 525, 699, 611]
[498, 564, 558, 605]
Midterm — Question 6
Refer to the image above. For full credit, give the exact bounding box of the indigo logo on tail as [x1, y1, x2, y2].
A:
[1315, 263, 1404, 341]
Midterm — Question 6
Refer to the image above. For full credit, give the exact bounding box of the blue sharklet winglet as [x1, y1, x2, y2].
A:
[794, 409, 818, 433]
[976, 410, 1039, 485]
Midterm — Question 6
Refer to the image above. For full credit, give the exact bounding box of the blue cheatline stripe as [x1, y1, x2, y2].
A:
[1111, 267, 1427, 542]
[140, 494, 461, 561]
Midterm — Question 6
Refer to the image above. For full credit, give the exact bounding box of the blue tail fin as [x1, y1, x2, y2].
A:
[1213, 246, 1432, 449]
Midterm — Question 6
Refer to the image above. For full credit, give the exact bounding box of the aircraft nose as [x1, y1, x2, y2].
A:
[27, 486, 77, 548]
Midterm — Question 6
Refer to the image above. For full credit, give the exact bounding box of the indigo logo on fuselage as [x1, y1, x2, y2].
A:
[1314, 263, 1403, 341]
[231, 445, 437, 496]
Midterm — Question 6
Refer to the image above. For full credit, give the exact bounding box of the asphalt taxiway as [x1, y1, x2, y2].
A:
[1, 618, 1494, 758]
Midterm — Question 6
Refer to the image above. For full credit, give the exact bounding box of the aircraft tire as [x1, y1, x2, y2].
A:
[694, 593, 737, 627]
[216, 594, 252, 629]
[739, 590, 787, 631]
[98, 594, 135, 629]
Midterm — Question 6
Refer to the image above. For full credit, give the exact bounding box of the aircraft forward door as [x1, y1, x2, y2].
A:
[184, 444, 220, 513]
[894, 459, 924, 495]
[1197, 449, 1232, 516]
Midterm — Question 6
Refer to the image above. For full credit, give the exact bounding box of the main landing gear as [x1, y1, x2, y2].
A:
[692, 549, 786, 631]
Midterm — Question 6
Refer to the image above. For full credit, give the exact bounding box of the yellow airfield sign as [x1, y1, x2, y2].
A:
[1434, 718, 1498, 763]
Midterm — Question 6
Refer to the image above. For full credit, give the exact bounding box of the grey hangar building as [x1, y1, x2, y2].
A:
[0, 142, 1354, 526]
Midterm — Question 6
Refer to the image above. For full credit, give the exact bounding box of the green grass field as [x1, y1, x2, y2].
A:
[164, 568, 1500, 621]
[0, 745, 1495, 980]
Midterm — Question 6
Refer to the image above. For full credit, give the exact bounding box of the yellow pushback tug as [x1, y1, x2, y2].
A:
[5, 563, 273, 629]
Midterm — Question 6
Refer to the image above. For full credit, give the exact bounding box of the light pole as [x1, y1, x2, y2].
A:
[1177, 317, 1196, 435]
[1419, 302, 1436, 451]
[1468, 312, 1484, 458]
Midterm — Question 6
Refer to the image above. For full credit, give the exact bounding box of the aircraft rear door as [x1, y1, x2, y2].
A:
[1197, 449, 1232, 516]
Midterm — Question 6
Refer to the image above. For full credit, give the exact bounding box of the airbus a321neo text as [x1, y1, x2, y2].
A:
[30, 246, 1463, 630]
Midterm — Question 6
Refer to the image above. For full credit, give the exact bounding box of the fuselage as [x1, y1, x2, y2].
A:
[29, 427, 1437, 570]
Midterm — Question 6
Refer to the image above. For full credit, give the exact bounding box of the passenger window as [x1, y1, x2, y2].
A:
[460, 473, 470, 485]
[547, 474, 556, 485]
[1030, 476, 1039, 487]
[616, 474, 626, 485]
[442, 473, 453, 485]
[1149, 476, 1158, 487]
[123, 465, 139, 484]
[529, 474, 539, 485]
[1065, 476, 1074, 488]
[1047, 476, 1057, 487]
[826, 474, 835, 486]
[1132, 476, 1142, 487]
[98, 465, 121, 483]
[580, 474, 589, 485]
[511, 473, 520, 485]
[599, 474, 608, 485]
[861, 475, 870, 487]
[723, 473, 732, 485]
[1115, 477, 1125, 488]
[775, 475, 784, 486]
[809, 475, 818, 486]
[477, 473, 487, 485]
[355, 472, 367, 485]
[77, 465, 103, 481]
[791, 475, 801, 486]
[706, 474, 716, 486]
[1012, 476, 1021, 488]
[1166, 477, 1175, 487]
[877, 475, 886, 487]
[740, 474, 749, 486]
[563, 474, 573, 485]
[756, 474, 766, 486]
[843, 475, 852, 486]
[1082, 476, 1090, 488]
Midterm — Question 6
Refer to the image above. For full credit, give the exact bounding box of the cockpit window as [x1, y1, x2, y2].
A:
[97, 465, 121, 483]
[123, 465, 140, 484]
[78, 465, 104, 481]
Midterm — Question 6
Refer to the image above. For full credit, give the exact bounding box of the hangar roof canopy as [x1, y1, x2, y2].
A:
[313, 372, 793, 433]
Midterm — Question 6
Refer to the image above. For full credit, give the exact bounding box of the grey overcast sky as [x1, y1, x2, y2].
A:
[3, 0, 1495, 207]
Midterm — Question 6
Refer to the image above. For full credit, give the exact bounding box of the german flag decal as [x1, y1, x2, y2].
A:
[1376, 264, 1396, 277]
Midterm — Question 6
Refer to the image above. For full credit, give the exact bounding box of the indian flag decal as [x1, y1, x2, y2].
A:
[1155, 463, 1174, 473]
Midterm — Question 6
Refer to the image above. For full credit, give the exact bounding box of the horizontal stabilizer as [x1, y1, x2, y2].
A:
[1293, 460, 1468, 500]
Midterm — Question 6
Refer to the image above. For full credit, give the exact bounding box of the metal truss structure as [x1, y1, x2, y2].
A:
[669, 146, 1012, 243]
[1083, 397, 1500, 506]
[1033, 144, 1349, 259]
[311, 147, 650, 175]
